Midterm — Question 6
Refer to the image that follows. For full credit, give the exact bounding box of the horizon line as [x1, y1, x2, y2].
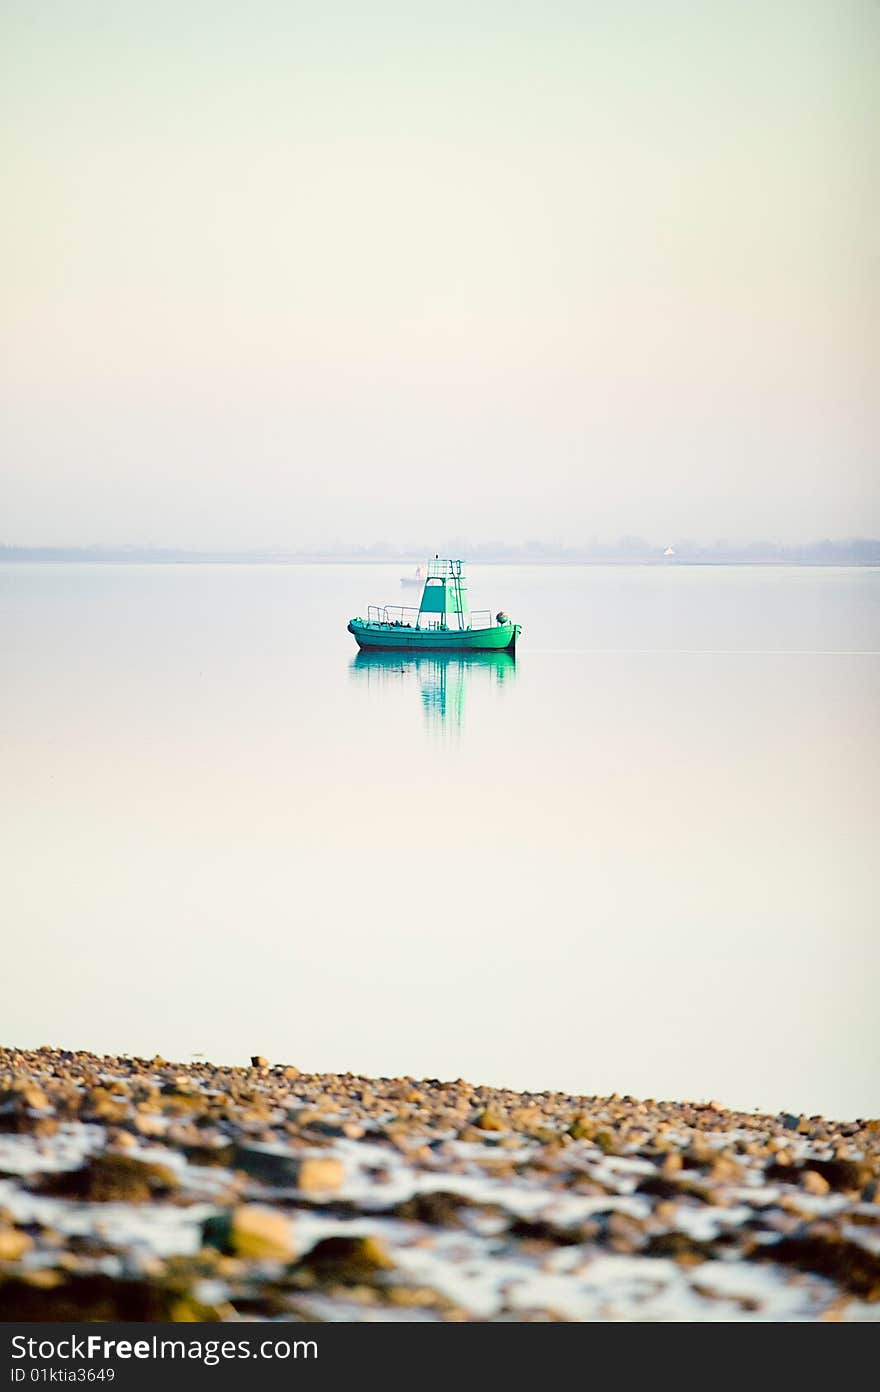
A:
[2, 538, 879, 567]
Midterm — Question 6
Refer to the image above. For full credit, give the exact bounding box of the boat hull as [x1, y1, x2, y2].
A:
[347, 619, 520, 653]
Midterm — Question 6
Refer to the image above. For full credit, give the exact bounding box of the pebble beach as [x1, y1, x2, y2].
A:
[1, 1046, 878, 1322]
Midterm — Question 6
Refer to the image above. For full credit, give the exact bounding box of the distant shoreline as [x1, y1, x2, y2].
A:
[2, 548, 880, 568]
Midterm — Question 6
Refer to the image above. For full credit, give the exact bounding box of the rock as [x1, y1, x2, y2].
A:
[683, 1141, 714, 1169]
[14, 1084, 49, 1111]
[507, 1216, 584, 1247]
[0, 1110, 58, 1137]
[530, 1125, 559, 1145]
[294, 1234, 392, 1285]
[181, 1141, 235, 1168]
[708, 1155, 743, 1183]
[638, 1175, 683, 1201]
[280, 1066, 301, 1080]
[250, 1056, 269, 1069]
[295, 1156, 345, 1193]
[807, 1158, 873, 1193]
[0, 1083, 54, 1133]
[760, 1229, 880, 1300]
[605, 1212, 648, 1254]
[230, 1143, 301, 1186]
[780, 1113, 801, 1131]
[105, 1128, 137, 1150]
[592, 1129, 618, 1154]
[80, 1088, 129, 1124]
[0, 1272, 222, 1321]
[509, 1107, 543, 1132]
[230, 1144, 344, 1192]
[801, 1169, 831, 1197]
[0, 1228, 33, 1261]
[770, 1157, 872, 1193]
[203, 1205, 293, 1261]
[161, 1091, 205, 1115]
[638, 1174, 713, 1204]
[38, 1153, 179, 1203]
[567, 1114, 598, 1141]
[132, 1112, 166, 1138]
[473, 1107, 506, 1132]
[392, 1190, 494, 1228]
[384, 1284, 448, 1309]
[644, 1232, 715, 1265]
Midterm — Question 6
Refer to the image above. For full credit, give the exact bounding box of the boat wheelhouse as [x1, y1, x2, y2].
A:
[347, 558, 521, 653]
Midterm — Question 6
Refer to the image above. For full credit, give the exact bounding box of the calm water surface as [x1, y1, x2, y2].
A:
[2, 563, 877, 1117]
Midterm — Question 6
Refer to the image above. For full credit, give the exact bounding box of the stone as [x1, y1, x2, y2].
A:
[0, 1272, 222, 1321]
[0, 1111, 58, 1137]
[801, 1169, 831, 1197]
[509, 1107, 543, 1132]
[230, 1143, 301, 1186]
[606, 1212, 648, 1254]
[392, 1190, 492, 1228]
[644, 1232, 714, 1265]
[638, 1174, 713, 1204]
[473, 1107, 506, 1132]
[809, 1158, 874, 1192]
[230, 1144, 344, 1192]
[567, 1114, 598, 1141]
[132, 1112, 166, 1138]
[770, 1157, 873, 1193]
[508, 1216, 584, 1247]
[250, 1056, 269, 1069]
[38, 1153, 179, 1203]
[0, 1083, 54, 1134]
[759, 1230, 880, 1300]
[203, 1205, 293, 1261]
[0, 1228, 33, 1261]
[295, 1157, 345, 1193]
[294, 1234, 392, 1285]
[708, 1155, 743, 1183]
[15, 1084, 49, 1111]
[106, 1129, 137, 1150]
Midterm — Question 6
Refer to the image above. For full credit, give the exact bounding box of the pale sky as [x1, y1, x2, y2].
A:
[2, 1, 878, 548]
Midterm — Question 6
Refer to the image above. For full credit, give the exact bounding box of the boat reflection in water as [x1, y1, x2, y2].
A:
[350, 649, 516, 734]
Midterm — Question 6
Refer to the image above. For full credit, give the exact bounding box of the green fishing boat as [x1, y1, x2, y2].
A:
[347, 558, 521, 652]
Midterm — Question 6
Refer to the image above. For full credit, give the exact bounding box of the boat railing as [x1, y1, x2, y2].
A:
[426, 558, 463, 578]
[364, 604, 495, 631]
[368, 605, 420, 626]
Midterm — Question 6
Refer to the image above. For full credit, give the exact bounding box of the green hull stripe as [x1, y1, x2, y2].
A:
[348, 621, 519, 653]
